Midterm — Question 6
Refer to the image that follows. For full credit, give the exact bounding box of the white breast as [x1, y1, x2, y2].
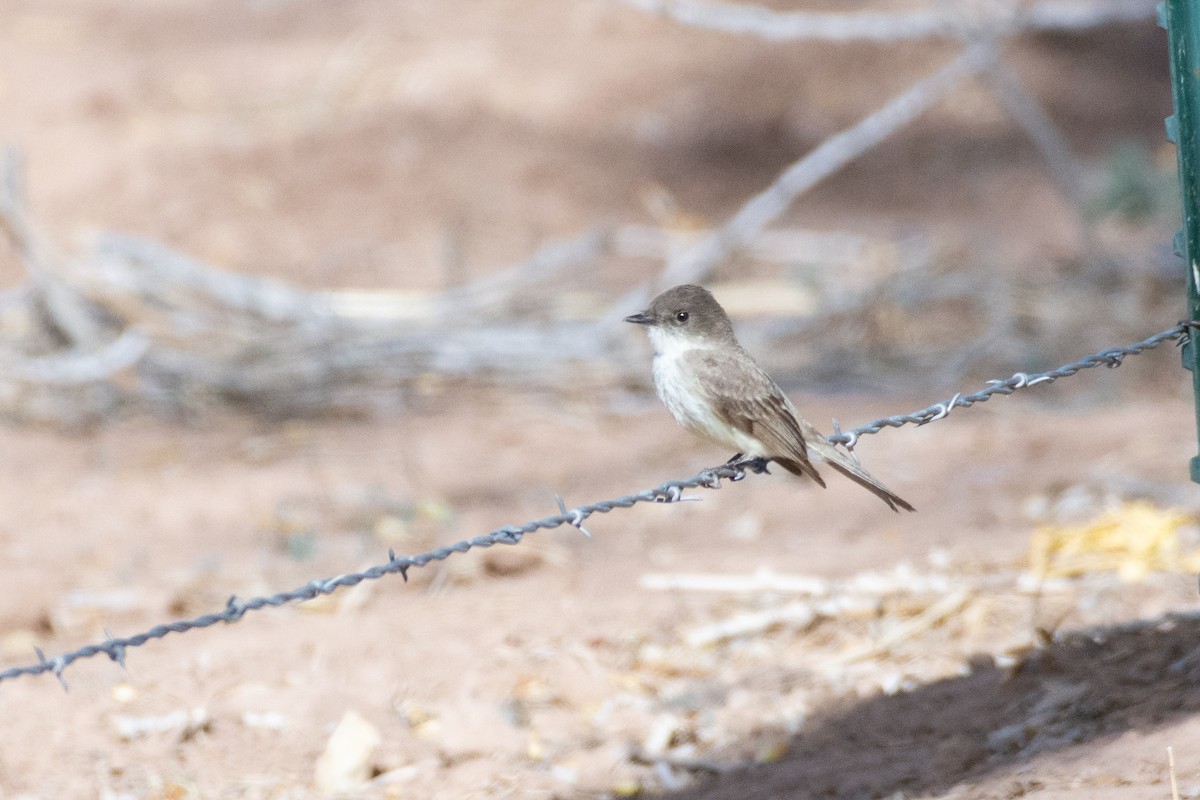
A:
[647, 328, 761, 455]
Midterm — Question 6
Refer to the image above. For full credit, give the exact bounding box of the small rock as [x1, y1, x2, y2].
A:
[315, 709, 381, 794]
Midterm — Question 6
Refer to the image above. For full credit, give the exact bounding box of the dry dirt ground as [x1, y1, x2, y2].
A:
[2, 1, 1199, 799]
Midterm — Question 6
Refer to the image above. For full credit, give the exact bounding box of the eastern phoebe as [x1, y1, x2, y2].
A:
[625, 284, 914, 512]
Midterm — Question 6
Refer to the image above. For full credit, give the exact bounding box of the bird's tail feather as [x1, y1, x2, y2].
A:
[776, 443, 914, 513]
[774, 457, 827, 488]
[823, 458, 915, 513]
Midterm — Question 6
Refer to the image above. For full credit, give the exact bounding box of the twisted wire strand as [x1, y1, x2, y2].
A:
[827, 321, 1196, 449]
[617, 0, 1157, 43]
[2, 321, 1194, 688]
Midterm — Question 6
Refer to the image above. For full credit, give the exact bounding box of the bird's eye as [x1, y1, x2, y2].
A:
[675, 311, 689, 323]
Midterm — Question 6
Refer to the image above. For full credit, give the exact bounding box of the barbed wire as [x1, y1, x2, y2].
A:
[1, 320, 1194, 689]
[616, 0, 1156, 42]
[827, 322, 1197, 449]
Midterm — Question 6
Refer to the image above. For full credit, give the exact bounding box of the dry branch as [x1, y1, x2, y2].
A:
[836, 589, 973, 663]
[0, 150, 114, 348]
[982, 60, 1085, 206]
[651, 41, 997, 291]
[0, 172, 624, 421]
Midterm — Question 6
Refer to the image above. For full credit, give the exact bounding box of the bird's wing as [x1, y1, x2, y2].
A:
[684, 347, 825, 487]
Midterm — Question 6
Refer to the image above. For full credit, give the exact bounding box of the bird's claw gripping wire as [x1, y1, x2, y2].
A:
[723, 456, 772, 482]
[743, 457, 772, 475]
[700, 457, 744, 487]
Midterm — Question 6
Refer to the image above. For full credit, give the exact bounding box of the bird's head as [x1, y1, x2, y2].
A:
[624, 284, 735, 350]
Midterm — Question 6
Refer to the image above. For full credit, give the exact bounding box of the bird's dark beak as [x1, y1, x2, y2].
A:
[624, 312, 654, 325]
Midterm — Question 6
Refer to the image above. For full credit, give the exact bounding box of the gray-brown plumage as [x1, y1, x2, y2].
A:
[625, 284, 914, 512]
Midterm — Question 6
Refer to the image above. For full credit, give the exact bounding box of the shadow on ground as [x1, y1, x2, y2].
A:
[659, 612, 1200, 799]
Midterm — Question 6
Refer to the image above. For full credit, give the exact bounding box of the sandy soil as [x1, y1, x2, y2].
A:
[1, 2, 1198, 799]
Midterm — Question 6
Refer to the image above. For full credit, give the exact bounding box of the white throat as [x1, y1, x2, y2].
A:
[646, 325, 704, 359]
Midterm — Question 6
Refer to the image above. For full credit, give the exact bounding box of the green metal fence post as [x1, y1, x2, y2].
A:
[1162, 0, 1200, 483]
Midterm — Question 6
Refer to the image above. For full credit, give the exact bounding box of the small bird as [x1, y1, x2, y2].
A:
[625, 284, 914, 512]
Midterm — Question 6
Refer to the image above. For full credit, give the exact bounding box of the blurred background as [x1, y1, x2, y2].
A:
[3, 1, 1200, 798]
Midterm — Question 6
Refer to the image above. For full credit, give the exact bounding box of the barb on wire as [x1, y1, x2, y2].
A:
[1, 321, 1194, 688]
[826, 321, 1198, 445]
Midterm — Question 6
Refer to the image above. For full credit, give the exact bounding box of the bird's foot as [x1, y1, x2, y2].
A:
[698, 465, 725, 489]
[729, 456, 772, 480]
[705, 456, 771, 484]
